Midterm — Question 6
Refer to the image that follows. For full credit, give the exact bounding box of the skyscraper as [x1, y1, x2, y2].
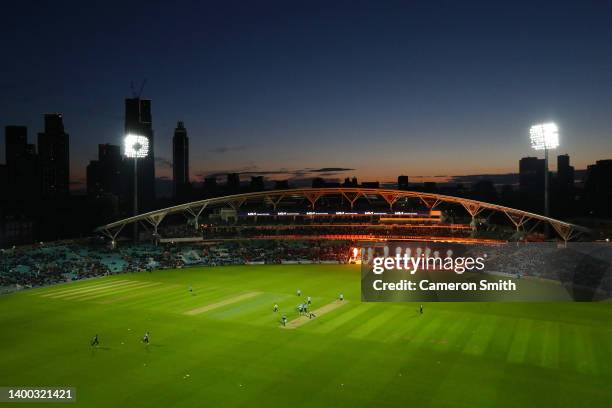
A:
[557, 154, 574, 190]
[0, 164, 6, 203]
[4, 126, 36, 202]
[172, 121, 189, 199]
[87, 144, 122, 199]
[519, 156, 545, 193]
[124, 98, 155, 210]
[227, 173, 240, 192]
[397, 175, 409, 190]
[203, 177, 217, 196]
[38, 114, 69, 196]
[585, 159, 612, 216]
[250, 176, 265, 191]
[86, 160, 102, 198]
[5, 125, 27, 168]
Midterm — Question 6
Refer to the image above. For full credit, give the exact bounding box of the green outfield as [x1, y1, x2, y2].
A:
[1, 264, 612, 407]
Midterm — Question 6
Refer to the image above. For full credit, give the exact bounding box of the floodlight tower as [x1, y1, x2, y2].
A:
[124, 134, 150, 241]
[529, 122, 559, 219]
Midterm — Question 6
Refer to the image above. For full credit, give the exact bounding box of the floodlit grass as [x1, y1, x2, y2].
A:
[1, 264, 611, 407]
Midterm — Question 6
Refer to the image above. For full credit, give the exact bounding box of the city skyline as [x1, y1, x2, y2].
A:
[1, 107, 605, 192]
[2, 1, 612, 188]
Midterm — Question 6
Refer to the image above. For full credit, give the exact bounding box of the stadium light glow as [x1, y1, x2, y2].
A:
[124, 133, 149, 242]
[530, 122, 559, 151]
[124, 134, 149, 158]
[529, 122, 560, 223]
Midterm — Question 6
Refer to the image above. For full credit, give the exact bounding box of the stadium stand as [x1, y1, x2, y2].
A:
[0, 240, 351, 290]
[3, 239, 610, 296]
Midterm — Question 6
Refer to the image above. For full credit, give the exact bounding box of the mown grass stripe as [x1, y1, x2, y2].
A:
[147, 288, 238, 313]
[97, 284, 182, 304]
[129, 285, 225, 310]
[184, 292, 262, 315]
[463, 315, 501, 356]
[347, 306, 405, 339]
[40, 280, 127, 297]
[71, 282, 163, 301]
[571, 326, 598, 376]
[57, 281, 148, 300]
[310, 303, 376, 334]
[507, 319, 533, 364]
[540, 321, 560, 369]
[405, 314, 447, 346]
[213, 293, 296, 322]
[430, 312, 474, 351]
[46, 280, 138, 299]
[35, 278, 120, 295]
[380, 309, 427, 343]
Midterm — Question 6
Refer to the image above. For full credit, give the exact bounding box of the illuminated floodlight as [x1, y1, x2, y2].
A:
[124, 134, 149, 158]
[530, 122, 559, 150]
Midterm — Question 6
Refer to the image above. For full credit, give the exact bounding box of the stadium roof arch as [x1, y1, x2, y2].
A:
[95, 188, 589, 242]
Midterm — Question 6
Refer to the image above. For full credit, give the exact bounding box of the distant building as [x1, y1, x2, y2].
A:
[585, 159, 612, 216]
[100, 144, 122, 195]
[342, 177, 358, 187]
[0, 164, 6, 204]
[250, 176, 265, 191]
[423, 182, 437, 192]
[519, 156, 545, 192]
[274, 180, 289, 190]
[172, 121, 189, 199]
[227, 173, 240, 192]
[203, 177, 217, 195]
[312, 177, 325, 188]
[4, 125, 39, 202]
[86, 160, 102, 198]
[556, 154, 574, 190]
[87, 144, 122, 199]
[471, 180, 498, 203]
[124, 97, 155, 209]
[397, 175, 409, 190]
[552, 154, 576, 216]
[361, 181, 380, 189]
[312, 177, 340, 188]
[38, 114, 69, 196]
[5, 125, 27, 168]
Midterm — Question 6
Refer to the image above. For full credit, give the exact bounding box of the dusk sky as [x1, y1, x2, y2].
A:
[1, 1, 612, 187]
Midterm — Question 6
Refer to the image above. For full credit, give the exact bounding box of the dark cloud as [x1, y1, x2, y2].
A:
[193, 166, 355, 183]
[210, 145, 248, 154]
[309, 167, 354, 173]
[284, 177, 341, 187]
